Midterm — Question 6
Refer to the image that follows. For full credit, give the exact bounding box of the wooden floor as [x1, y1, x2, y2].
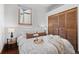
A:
[1, 44, 79, 54]
[1, 45, 19, 54]
[2, 48, 19, 54]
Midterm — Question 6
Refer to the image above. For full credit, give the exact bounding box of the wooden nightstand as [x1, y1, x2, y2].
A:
[2, 38, 19, 54]
[7, 37, 18, 49]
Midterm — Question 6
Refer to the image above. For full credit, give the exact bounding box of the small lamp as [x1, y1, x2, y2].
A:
[8, 28, 15, 38]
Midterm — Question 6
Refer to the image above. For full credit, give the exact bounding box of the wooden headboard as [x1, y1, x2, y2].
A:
[26, 32, 46, 39]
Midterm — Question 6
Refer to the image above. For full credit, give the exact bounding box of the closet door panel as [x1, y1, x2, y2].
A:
[52, 15, 59, 35]
[66, 29, 77, 50]
[48, 16, 53, 34]
[66, 8, 77, 29]
[59, 12, 65, 27]
[59, 27, 66, 38]
[59, 12, 66, 38]
[52, 25, 59, 35]
[66, 8, 77, 51]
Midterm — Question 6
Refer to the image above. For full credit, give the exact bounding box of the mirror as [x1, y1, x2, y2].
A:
[18, 7, 32, 25]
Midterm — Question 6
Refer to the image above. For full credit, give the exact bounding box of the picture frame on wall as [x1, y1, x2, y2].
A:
[18, 7, 32, 25]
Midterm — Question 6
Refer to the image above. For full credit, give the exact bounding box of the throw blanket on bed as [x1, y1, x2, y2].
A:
[47, 35, 64, 54]
[17, 34, 75, 54]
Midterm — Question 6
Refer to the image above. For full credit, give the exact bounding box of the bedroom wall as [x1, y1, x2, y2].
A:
[47, 4, 79, 51]
[4, 4, 47, 39]
[0, 4, 5, 53]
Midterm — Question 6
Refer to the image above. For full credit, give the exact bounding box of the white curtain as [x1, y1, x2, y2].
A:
[0, 4, 5, 53]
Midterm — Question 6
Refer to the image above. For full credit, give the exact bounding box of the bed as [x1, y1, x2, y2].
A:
[17, 34, 75, 54]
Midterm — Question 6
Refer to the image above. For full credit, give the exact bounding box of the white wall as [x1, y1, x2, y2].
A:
[0, 4, 5, 53]
[47, 4, 79, 51]
[4, 4, 47, 39]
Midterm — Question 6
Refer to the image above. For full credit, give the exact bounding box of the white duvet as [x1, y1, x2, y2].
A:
[17, 34, 75, 54]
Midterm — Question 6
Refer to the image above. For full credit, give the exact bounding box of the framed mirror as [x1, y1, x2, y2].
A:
[18, 7, 32, 25]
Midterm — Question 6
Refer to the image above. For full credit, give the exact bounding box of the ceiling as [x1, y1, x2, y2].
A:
[19, 4, 51, 8]
[19, 4, 63, 12]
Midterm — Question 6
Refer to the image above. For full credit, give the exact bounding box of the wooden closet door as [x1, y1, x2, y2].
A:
[52, 15, 59, 35]
[59, 12, 66, 38]
[66, 8, 77, 51]
[48, 16, 53, 34]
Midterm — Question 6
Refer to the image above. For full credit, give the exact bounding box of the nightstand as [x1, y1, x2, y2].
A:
[7, 37, 18, 49]
[1, 37, 18, 54]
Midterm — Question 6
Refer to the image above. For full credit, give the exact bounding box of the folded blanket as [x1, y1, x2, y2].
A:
[44, 35, 64, 54]
[47, 35, 75, 54]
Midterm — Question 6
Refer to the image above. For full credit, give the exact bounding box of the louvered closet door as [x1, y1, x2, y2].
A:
[52, 15, 59, 35]
[48, 16, 53, 34]
[66, 8, 77, 51]
[58, 12, 66, 38]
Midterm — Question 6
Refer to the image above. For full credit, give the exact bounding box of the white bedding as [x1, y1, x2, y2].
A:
[17, 34, 75, 54]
